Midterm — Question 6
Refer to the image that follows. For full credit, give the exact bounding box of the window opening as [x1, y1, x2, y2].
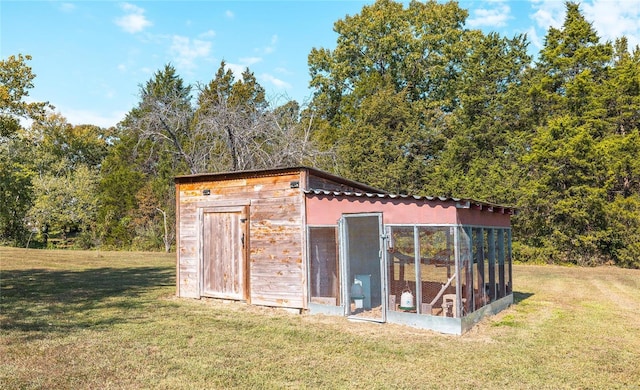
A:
[309, 227, 339, 306]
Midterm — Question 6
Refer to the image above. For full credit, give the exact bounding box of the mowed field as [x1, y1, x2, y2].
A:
[1, 247, 639, 389]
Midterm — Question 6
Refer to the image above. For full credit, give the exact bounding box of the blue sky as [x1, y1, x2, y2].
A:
[2, 0, 639, 128]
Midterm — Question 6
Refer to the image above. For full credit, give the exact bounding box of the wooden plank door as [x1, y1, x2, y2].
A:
[201, 206, 248, 300]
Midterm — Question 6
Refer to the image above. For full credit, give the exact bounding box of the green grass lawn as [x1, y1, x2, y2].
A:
[1, 247, 639, 389]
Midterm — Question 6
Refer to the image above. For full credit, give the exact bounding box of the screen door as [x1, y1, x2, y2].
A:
[340, 213, 385, 321]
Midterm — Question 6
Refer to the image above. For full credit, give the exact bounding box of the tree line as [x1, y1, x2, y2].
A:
[1, 1, 638, 268]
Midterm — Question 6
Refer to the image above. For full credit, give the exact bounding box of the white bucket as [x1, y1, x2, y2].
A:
[400, 290, 414, 309]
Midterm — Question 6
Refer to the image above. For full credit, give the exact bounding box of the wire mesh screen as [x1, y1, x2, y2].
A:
[420, 227, 456, 316]
[309, 227, 339, 306]
[458, 226, 473, 316]
[473, 227, 489, 310]
[386, 226, 456, 316]
[497, 229, 506, 299]
[474, 227, 512, 306]
[506, 230, 513, 294]
[387, 227, 416, 312]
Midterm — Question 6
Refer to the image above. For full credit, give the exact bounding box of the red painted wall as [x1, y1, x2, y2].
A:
[305, 194, 511, 227]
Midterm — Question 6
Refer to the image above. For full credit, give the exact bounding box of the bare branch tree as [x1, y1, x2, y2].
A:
[191, 88, 327, 173]
[133, 87, 198, 174]
[130, 69, 332, 176]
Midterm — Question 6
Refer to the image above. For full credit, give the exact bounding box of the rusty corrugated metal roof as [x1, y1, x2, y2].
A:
[304, 189, 517, 215]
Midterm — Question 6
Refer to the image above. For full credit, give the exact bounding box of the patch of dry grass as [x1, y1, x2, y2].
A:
[1, 247, 639, 389]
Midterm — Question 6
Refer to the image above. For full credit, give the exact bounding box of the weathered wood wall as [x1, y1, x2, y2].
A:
[176, 171, 306, 308]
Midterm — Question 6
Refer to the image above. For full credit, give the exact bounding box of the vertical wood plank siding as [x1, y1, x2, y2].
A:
[176, 173, 306, 308]
[202, 208, 246, 299]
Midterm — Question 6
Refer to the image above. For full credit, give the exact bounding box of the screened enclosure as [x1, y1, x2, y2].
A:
[307, 220, 513, 334]
[386, 225, 512, 318]
[304, 188, 515, 334]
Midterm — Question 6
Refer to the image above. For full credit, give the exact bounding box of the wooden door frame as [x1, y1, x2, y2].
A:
[198, 205, 250, 301]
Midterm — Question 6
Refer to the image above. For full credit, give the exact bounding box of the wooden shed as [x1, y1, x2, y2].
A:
[175, 167, 515, 334]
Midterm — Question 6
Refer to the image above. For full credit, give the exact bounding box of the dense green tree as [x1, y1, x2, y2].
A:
[96, 131, 144, 249]
[308, 0, 532, 200]
[607, 38, 640, 137]
[309, 0, 469, 118]
[308, 0, 473, 189]
[0, 54, 50, 244]
[515, 2, 640, 267]
[0, 138, 33, 244]
[429, 31, 531, 203]
[28, 164, 99, 248]
[518, 116, 610, 264]
[0, 54, 49, 137]
[333, 80, 432, 193]
[20, 113, 108, 248]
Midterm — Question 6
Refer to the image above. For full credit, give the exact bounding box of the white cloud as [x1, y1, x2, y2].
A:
[275, 66, 291, 75]
[467, 0, 512, 28]
[225, 63, 246, 79]
[225, 59, 292, 91]
[115, 3, 152, 34]
[225, 10, 234, 19]
[525, 26, 543, 50]
[529, 0, 640, 51]
[199, 29, 216, 39]
[61, 107, 128, 128]
[530, 0, 566, 30]
[261, 73, 291, 90]
[225, 58, 262, 80]
[59, 3, 76, 12]
[582, 0, 640, 48]
[120, 3, 141, 13]
[170, 35, 212, 70]
[264, 35, 278, 54]
[239, 56, 262, 66]
[99, 83, 117, 100]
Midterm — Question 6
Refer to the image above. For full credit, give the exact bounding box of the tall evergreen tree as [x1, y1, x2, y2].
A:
[515, 2, 640, 267]
[429, 31, 531, 203]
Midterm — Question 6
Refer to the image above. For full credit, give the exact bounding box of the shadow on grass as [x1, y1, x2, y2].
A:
[513, 291, 534, 304]
[0, 266, 174, 337]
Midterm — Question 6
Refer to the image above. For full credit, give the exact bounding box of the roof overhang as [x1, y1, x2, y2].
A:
[305, 189, 517, 215]
[174, 166, 385, 194]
